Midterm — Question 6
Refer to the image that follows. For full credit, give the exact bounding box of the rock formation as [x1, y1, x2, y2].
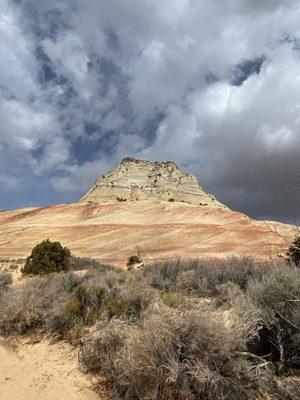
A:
[80, 157, 225, 207]
[0, 157, 296, 267]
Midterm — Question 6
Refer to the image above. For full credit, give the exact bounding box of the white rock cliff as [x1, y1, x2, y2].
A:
[79, 157, 225, 207]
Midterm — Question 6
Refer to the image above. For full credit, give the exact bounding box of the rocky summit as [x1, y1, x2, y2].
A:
[80, 157, 225, 207]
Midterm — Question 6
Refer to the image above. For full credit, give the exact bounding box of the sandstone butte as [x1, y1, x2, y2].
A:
[0, 157, 296, 267]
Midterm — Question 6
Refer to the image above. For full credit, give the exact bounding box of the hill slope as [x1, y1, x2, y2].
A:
[0, 200, 294, 266]
[0, 158, 295, 266]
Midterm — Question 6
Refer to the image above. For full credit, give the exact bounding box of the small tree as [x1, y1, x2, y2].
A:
[287, 236, 300, 266]
[21, 239, 71, 275]
[127, 255, 142, 267]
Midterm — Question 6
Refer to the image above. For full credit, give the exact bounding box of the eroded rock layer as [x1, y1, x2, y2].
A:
[80, 157, 225, 207]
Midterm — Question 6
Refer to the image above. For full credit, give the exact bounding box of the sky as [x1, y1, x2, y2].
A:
[0, 0, 299, 223]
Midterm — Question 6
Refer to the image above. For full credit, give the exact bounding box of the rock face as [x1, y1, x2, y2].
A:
[80, 157, 225, 207]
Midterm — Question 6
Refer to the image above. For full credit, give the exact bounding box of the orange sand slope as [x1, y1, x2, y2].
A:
[0, 201, 295, 266]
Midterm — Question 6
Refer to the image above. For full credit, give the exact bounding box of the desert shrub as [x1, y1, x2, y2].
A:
[235, 266, 300, 373]
[70, 256, 116, 272]
[21, 239, 71, 275]
[80, 305, 276, 400]
[159, 291, 183, 308]
[0, 280, 58, 334]
[168, 198, 175, 202]
[143, 256, 262, 296]
[0, 264, 151, 338]
[0, 269, 12, 294]
[45, 272, 154, 338]
[79, 319, 133, 375]
[142, 260, 181, 291]
[127, 255, 142, 267]
[102, 282, 157, 320]
[73, 281, 108, 324]
[9, 263, 18, 270]
[83, 268, 127, 290]
[0, 272, 82, 335]
[287, 236, 300, 266]
[46, 277, 109, 339]
[214, 282, 242, 308]
[194, 256, 262, 294]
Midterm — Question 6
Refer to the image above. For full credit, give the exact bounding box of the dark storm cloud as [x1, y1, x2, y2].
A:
[0, 0, 299, 223]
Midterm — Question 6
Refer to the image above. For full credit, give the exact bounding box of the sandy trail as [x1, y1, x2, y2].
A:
[0, 339, 99, 400]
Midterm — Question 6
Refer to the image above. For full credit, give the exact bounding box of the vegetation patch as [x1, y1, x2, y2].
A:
[287, 236, 300, 266]
[1, 250, 299, 399]
[21, 239, 71, 275]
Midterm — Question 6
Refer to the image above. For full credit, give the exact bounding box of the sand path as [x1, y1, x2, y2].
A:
[0, 339, 99, 400]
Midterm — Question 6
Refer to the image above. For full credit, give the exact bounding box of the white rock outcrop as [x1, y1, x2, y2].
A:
[79, 157, 225, 207]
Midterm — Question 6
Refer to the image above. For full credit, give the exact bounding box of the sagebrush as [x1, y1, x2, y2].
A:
[0, 256, 298, 399]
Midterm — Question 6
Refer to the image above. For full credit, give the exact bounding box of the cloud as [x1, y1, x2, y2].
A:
[0, 0, 299, 222]
[0, 0, 39, 100]
[0, 174, 21, 189]
[51, 158, 113, 193]
[42, 32, 92, 99]
[220, 0, 299, 13]
[136, 44, 300, 220]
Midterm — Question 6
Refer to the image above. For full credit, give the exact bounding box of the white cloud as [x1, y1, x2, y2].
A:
[0, 0, 39, 100]
[51, 158, 113, 192]
[43, 32, 93, 99]
[72, 0, 300, 119]
[0, 97, 55, 150]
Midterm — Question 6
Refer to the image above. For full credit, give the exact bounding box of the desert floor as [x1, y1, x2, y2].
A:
[0, 339, 99, 400]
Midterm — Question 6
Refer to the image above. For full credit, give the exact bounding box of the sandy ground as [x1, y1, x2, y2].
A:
[0, 339, 99, 400]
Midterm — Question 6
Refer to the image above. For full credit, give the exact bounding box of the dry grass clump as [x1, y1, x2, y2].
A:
[79, 318, 133, 375]
[213, 282, 242, 308]
[79, 304, 276, 400]
[0, 272, 81, 335]
[0, 266, 156, 340]
[233, 266, 300, 373]
[159, 290, 183, 308]
[287, 236, 300, 266]
[70, 256, 116, 272]
[280, 378, 300, 400]
[46, 278, 109, 340]
[102, 281, 158, 321]
[142, 256, 263, 297]
[0, 269, 12, 294]
[142, 259, 181, 291]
